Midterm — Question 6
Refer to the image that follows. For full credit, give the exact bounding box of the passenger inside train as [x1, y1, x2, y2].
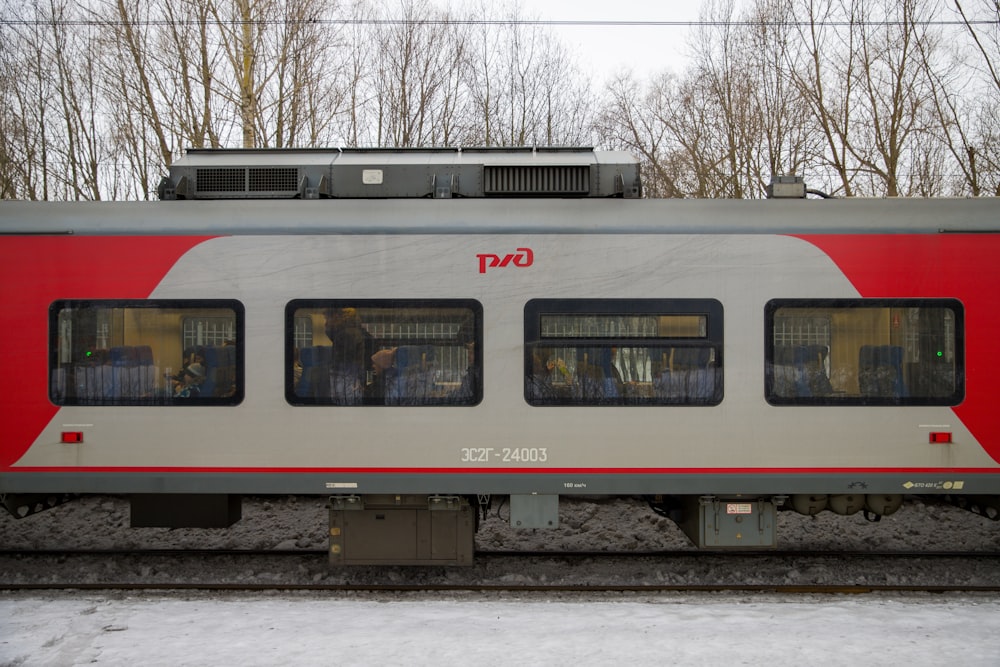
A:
[289, 300, 481, 406]
[49, 300, 242, 405]
[766, 301, 961, 404]
[523, 299, 724, 406]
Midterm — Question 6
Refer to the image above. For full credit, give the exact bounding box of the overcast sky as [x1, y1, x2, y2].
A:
[530, 0, 710, 82]
[437, 0, 731, 83]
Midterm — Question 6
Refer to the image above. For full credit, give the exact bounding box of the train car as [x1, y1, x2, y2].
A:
[1, 147, 998, 565]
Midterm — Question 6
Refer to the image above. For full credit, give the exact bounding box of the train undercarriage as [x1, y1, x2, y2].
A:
[7, 491, 997, 566]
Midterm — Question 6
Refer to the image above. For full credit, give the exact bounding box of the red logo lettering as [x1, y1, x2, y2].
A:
[477, 247, 533, 274]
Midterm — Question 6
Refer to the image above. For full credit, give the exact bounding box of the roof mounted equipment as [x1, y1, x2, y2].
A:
[157, 147, 642, 201]
[766, 175, 807, 199]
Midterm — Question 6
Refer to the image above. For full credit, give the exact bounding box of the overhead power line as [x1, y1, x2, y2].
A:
[0, 18, 997, 28]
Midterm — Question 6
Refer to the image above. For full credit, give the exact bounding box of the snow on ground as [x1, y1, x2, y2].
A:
[2, 592, 1000, 666]
[3, 495, 999, 553]
[2, 496, 999, 665]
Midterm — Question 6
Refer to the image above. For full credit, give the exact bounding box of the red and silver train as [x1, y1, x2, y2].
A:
[2, 148, 998, 564]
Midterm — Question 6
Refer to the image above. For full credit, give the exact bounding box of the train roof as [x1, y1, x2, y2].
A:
[158, 147, 643, 200]
[1, 196, 998, 236]
[4, 148, 997, 236]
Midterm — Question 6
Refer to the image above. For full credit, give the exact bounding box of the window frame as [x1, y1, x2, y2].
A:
[524, 298, 724, 407]
[285, 298, 484, 407]
[764, 298, 965, 406]
[48, 299, 245, 406]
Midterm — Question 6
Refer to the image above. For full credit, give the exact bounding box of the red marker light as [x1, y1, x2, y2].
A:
[61, 431, 84, 443]
[929, 432, 952, 444]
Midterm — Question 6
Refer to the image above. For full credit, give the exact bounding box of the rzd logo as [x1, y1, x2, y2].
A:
[477, 247, 533, 274]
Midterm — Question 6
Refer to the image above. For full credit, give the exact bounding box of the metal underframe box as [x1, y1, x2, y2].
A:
[130, 494, 242, 528]
[329, 495, 475, 566]
[679, 496, 777, 549]
[509, 494, 559, 529]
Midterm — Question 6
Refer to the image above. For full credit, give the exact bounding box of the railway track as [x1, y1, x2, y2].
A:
[2, 547, 998, 594]
[1, 547, 998, 558]
[4, 582, 1000, 594]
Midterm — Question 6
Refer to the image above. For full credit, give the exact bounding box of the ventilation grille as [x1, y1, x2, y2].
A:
[196, 168, 244, 192]
[484, 166, 589, 195]
[250, 167, 298, 192]
[162, 149, 638, 200]
[195, 167, 300, 195]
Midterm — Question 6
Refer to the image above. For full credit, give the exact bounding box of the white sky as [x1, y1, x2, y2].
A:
[435, 0, 739, 83]
[529, 0, 711, 82]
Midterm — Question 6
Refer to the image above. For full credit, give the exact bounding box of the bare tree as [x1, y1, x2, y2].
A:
[788, 0, 943, 196]
[914, 11, 983, 195]
[952, 0, 1000, 92]
[946, 0, 1000, 193]
[786, 0, 862, 195]
[205, 0, 264, 148]
[104, 0, 173, 168]
[463, 0, 592, 147]
[686, 0, 759, 197]
[99, 0, 177, 198]
[595, 72, 685, 198]
[162, 0, 226, 150]
[0, 6, 52, 200]
[600, 0, 813, 198]
[262, 0, 349, 147]
[743, 0, 816, 187]
[4, 0, 997, 200]
[852, 0, 938, 196]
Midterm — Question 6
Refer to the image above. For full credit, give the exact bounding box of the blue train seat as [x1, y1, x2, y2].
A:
[771, 346, 797, 397]
[385, 345, 437, 405]
[296, 345, 332, 399]
[859, 345, 907, 398]
[575, 348, 622, 402]
[73, 349, 111, 402]
[654, 347, 716, 401]
[795, 345, 833, 397]
[200, 347, 222, 397]
[772, 345, 832, 398]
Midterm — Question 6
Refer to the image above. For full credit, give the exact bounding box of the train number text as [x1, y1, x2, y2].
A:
[460, 447, 548, 463]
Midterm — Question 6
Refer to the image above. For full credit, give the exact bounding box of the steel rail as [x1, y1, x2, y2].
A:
[3, 582, 1000, 594]
[1, 548, 998, 559]
[3, 549, 997, 594]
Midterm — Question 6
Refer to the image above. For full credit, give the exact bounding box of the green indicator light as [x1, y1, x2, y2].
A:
[937, 351, 943, 357]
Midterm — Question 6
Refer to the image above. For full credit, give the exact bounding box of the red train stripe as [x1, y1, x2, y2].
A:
[796, 234, 1000, 465]
[3, 466, 996, 474]
[0, 236, 214, 468]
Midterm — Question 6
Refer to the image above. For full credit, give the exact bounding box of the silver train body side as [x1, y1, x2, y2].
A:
[1, 197, 997, 492]
[1, 156, 998, 556]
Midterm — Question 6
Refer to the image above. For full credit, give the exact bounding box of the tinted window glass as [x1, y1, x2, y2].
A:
[525, 299, 723, 406]
[765, 299, 963, 406]
[287, 300, 482, 406]
[50, 300, 244, 406]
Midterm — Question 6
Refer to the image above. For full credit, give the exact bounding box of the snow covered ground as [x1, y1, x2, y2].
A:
[2, 495, 999, 665]
[2, 591, 1000, 666]
[3, 494, 1000, 553]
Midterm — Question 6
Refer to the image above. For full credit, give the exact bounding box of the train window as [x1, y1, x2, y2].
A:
[765, 299, 964, 406]
[286, 300, 482, 406]
[49, 300, 244, 406]
[524, 299, 724, 406]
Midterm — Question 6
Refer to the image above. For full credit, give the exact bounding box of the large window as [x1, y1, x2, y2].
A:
[765, 299, 964, 406]
[50, 300, 244, 406]
[524, 299, 724, 406]
[286, 300, 482, 406]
